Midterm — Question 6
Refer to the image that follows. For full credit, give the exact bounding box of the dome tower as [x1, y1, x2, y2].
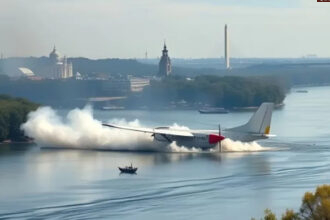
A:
[49, 46, 61, 64]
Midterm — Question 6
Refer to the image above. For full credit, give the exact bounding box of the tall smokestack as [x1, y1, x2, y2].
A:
[224, 24, 230, 69]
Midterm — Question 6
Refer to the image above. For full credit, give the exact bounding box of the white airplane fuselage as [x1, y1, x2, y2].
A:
[153, 129, 267, 149]
[103, 103, 274, 150]
[154, 132, 219, 149]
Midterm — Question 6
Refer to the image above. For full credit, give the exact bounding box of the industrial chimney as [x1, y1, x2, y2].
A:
[224, 24, 230, 69]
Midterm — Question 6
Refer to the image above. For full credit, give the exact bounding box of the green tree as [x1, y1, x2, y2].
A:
[300, 185, 330, 220]
[264, 209, 277, 220]
[254, 185, 330, 220]
[0, 95, 38, 142]
[140, 75, 285, 109]
[281, 209, 299, 220]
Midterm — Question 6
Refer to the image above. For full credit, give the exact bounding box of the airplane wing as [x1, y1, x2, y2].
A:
[102, 123, 194, 137]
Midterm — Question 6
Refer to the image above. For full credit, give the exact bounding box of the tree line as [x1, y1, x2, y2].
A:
[0, 95, 38, 142]
[253, 185, 330, 220]
[139, 75, 286, 108]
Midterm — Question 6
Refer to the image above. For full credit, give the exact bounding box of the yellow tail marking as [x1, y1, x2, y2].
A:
[264, 126, 270, 135]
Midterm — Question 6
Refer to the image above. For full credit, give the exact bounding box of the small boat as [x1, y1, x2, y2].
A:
[199, 107, 229, 114]
[118, 163, 138, 174]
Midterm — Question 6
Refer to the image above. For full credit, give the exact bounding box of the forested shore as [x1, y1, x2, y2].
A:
[137, 75, 286, 109]
[0, 95, 38, 142]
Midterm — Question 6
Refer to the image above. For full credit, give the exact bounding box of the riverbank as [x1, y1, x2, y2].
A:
[0, 95, 38, 142]
[0, 139, 34, 145]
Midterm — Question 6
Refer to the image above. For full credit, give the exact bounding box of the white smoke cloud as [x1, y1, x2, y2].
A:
[21, 106, 201, 152]
[21, 106, 273, 153]
[221, 139, 271, 152]
[21, 106, 149, 150]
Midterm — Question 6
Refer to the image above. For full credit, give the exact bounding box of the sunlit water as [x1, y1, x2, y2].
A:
[1, 86, 330, 219]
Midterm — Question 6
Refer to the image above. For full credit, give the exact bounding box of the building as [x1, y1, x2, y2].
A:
[48, 46, 73, 79]
[17, 67, 41, 80]
[18, 67, 34, 78]
[129, 76, 150, 92]
[224, 24, 230, 69]
[158, 43, 172, 77]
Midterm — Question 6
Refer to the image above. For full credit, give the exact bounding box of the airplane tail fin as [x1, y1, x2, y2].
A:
[228, 102, 274, 135]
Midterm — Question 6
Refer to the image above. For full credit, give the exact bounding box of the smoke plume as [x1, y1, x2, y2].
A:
[221, 139, 270, 152]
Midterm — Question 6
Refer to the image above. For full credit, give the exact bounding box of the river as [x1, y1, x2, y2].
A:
[0, 86, 330, 219]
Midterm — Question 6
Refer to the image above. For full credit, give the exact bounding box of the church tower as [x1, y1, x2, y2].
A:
[48, 46, 73, 79]
[49, 46, 60, 64]
[158, 43, 172, 77]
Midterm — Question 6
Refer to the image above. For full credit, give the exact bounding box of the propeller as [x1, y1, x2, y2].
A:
[208, 125, 225, 147]
[219, 124, 222, 152]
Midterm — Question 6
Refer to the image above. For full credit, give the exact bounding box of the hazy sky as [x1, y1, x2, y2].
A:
[0, 0, 330, 58]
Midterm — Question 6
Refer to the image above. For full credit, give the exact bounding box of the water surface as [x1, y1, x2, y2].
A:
[1, 86, 330, 219]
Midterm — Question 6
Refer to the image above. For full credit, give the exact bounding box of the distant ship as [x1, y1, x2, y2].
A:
[119, 164, 138, 174]
[199, 107, 229, 114]
[296, 90, 308, 93]
[102, 106, 125, 110]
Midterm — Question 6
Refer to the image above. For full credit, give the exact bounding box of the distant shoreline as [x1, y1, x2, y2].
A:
[0, 139, 34, 145]
[99, 103, 285, 112]
[291, 83, 330, 88]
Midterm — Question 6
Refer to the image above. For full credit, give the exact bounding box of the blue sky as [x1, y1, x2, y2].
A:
[0, 0, 329, 58]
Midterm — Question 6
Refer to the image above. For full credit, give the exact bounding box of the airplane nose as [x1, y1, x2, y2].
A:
[208, 134, 226, 144]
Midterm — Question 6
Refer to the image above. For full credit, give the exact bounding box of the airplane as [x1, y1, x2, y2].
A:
[102, 102, 274, 150]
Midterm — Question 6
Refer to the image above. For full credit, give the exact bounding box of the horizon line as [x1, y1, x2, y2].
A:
[2, 56, 330, 60]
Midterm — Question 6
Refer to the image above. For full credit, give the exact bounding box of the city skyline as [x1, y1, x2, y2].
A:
[1, 0, 330, 59]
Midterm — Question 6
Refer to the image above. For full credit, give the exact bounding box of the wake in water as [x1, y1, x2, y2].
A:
[21, 106, 272, 153]
[221, 139, 272, 152]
